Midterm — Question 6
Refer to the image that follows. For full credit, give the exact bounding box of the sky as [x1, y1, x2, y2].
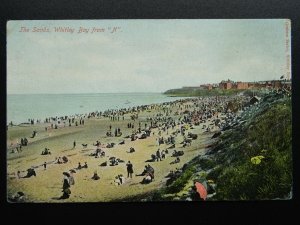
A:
[7, 19, 291, 94]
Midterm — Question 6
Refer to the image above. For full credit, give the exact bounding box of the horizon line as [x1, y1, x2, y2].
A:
[7, 91, 165, 95]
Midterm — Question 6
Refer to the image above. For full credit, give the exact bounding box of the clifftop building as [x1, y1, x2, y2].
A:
[219, 79, 233, 90]
[235, 82, 249, 89]
[180, 78, 291, 92]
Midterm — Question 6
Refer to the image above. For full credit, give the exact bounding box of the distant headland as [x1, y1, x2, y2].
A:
[164, 78, 292, 97]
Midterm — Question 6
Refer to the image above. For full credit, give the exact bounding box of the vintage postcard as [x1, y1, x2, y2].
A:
[7, 19, 292, 202]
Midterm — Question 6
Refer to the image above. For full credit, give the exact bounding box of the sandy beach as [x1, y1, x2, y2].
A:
[7, 98, 221, 202]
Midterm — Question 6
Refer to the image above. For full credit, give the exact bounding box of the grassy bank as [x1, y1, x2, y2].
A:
[148, 92, 292, 201]
[212, 96, 292, 200]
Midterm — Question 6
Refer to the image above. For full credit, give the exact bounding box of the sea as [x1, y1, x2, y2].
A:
[7, 93, 189, 125]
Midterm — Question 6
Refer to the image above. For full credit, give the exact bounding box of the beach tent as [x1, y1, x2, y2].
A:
[195, 182, 207, 200]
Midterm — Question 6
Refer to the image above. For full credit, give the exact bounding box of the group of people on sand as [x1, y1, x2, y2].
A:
[10, 137, 29, 154]
[112, 161, 153, 185]
[136, 164, 155, 184]
[60, 160, 101, 199]
[59, 161, 92, 199]
[48, 115, 85, 125]
[11, 94, 250, 201]
[114, 128, 122, 137]
[114, 174, 125, 185]
[55, 156, 68, 164]
[77, 162, 88, 169]
[17, 168, 37, 179]
[41, 148, 51, 155]
[20, 138, 28, 146]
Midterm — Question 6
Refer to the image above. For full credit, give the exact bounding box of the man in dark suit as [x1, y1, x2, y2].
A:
[126, 161, 134, 178]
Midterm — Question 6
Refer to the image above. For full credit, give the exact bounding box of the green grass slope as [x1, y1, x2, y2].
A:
[148, 91, 292, 201]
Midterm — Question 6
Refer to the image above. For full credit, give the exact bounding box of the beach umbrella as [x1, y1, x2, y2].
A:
[195, 182, 207, 200]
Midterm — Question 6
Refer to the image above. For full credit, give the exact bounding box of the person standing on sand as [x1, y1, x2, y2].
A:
[24, 138, 28, 146]
[43, 162, 47, 170]
[156, 149, 162, 161]
[73, 140, 76, 149]
[126, 161, 134, 178]
[60, 172, 71, 199]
